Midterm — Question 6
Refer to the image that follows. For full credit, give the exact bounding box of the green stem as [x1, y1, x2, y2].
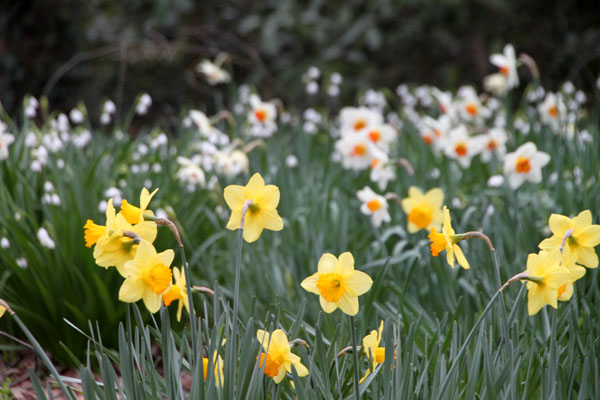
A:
[350, 315, 361, 400]
[437, 290, 502, 400]
[230, 227, 244, 397]
[179, 245, 197, 366]
[12, 312, 75, 399]
[491, 249, 510, 352]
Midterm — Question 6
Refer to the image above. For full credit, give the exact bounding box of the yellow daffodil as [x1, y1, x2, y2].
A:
[428, 206, 470, 270]
[162, 267, 191, 322]
[0, 305, 5, 318]
[257, 329, 308, 383]
[118, 240, 174, 313]
[224, 173, 283, 243]
[557, 262, 586, 301]
[524, 249, 571, 315]
[539, 210, 600, 268]
[360, 320, 385, 384]
[120, 188, 159, 224]
[301, 252, 373, 316]
[401, 186, 444, 233]
[83, 198, 117, 248]
[202, 351, 224, 388]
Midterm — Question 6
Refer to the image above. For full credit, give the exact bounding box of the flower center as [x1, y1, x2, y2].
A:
[354, 120, 366, 131]
[455, 143, 468, 156]
[548, 105, 558, 117]
[487, 140, 498, 150]
[515, 157, 531, 173]
[371, 159, 380, 169]
[422, 135, 433, 145]
[428, 228, 447, 256]
[248, 203, 261, 214]
[368, 130, 381, 143]
[258, 353, 283, 378]
[499, 65, 509, 76]
[255, 109, 267, 122]
[84, 220, 105, 248]
[317, 273, 346, 302]
[567, 236, 578, 248]
[375, 347, 386, 364]
[434, 129, 441, 137]
[367, 199, 382, 212]
[162, 284, 182, 306]
[408, 206, 433, 229]
[465, 103, 478, 116]
[142, 263, 172, 295]
[353, 144, 367, 156]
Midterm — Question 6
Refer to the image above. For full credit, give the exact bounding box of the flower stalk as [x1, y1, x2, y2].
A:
[350, 315, 361, 400]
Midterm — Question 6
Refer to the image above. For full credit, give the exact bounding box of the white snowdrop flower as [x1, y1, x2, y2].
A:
[15, 212, 22, 221]
[72, 130, 92, 148]
[327, 85, 340, 97]
[44, 181, 54, 192]
[25, 97, 39, 118]
[115, 130, 125, 140]
[137, 143, 149, 156]
[42, 133, 63, 153]
[51, 193, 61, 205]
[100, 113, 111, 125]
[197, 59, 231, 85]
[577, 130, 593, 145]
[487, 174, 505, 187]
[0, 129, 16, 161]
[428, 168, 440, 179]
[562, 81, 575, 94]
[131, 164, 140, 174]
[396, 84, 409, 97]
[303, 108, 322, 123]
[285, 154, 298, 168]
[104, 187, 121, 198]
[280, 112, 292, 124]
[215, 204, 228, 219]
[56, 158, 65, 169]
[487, 97, 501, 111]
[549, 172, 558, 184]
[140, 162, 149, 173]
[103, 100, 116, 114]
[330, 72, 343, 85]
[56, 114, 70, 133]
[132, 152, 141, 162]
[42, 193, 53, 205]
[575, 90, 586, 104]
[238, 84, 251, 103]
[144, 179, 152, 188]
[503, 142, 551, 189]
[69, 109, 84, 124]
[151, 133, 168, 149]
[98, 200, 107, 213]
[303, 121, 318, 135]
[25, 132, 39, 147]
[306, 81, 319, 95]
[152, 163, 162, 173]
[136, 94, 152, 115]
[31, 160, 42, 172]
[535, 86, 545, 99]
[32, 145, 49, 164]
[118, 179, 127, 188]
[486, 204, 495, 216]
[489, 44, 519, 89]
[526, 90, 539, 103]
[451, 197, 462, 209]
[307, 66, 320, 80]
[16, 257, 28, 269]
[155, 208, 168, 220]
[363, 89, 386, 110]
[233, 103, 244, 115]
[182, 116, 192, 128]
[37, 227, 56, 249]
[573, 167, 582, 185]
[567, 100, 578, 112]
[357, 186, 391, 228]
[1, 237, 10, 248]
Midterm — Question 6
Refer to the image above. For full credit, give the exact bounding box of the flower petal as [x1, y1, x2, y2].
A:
[119, 278, 144, 303]
[576, 225, 600, 247]
[301, 273, 320, 294]
[345, 270, 373, 296]
[548, 214, 573, 236]
[142, 289, 162, 313]
[260, 209, 283, 231]
[336, 293, 359, 316]
[319, 296, 338, 313]
[576, 246, 599, 269]
[527, 286, 546, 315]
[156, 249, 175, 268]
[226, 210, 242, 230]
[453, 245, 470, 269]
[425, 188, 444, 209]
[242, 213, 263, 243]
[244, 173, 265, 198]
[257, 185, 280, 210]
[338, 252, 355, 276]
[224, 185, 245, 210]
[318, 254, 337, 274]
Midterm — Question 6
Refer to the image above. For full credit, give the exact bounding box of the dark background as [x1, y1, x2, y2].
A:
[2, 0, 600, 119]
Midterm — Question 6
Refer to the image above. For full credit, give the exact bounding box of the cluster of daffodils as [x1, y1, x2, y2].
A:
[84, 188, 190, 318]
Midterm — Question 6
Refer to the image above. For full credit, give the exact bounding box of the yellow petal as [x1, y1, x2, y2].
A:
[136, 240, 158, 266]
[336, 293, 359, 316]
[527, 286, 546, 315]
[142, 288, 162, 313]
[538, 236, 561, 250]
[548, 214, 573, 236]
[319, 296, 338, 313]
[338, 252, 355, 276]
[318, 254, 337, 274]
[132, 221, 158, 243]
[224, 185, 245, 210]
[261, 209, 283, 231]
[245, 173, 265, 198]
[119, 277, 145, 302]
[226, 210, 242, 230]
[300, 273, 320, 294]
[140, 188, 159, 219]
[425, 188, 444, 209]
[345, 270, 373, 296]
[257, 185, 280, 210]
[576, 246, 598, 268]
[446, 245, 455, 268]
[406, 222, 420, 233]
[576, 225, 600, 247]
[243, 213, 263, 243]
[290, 361, 309, 377]
[256, 329, 269, 350]
[270, 329, 289, 350]
[156, 249, 175, 268]
[453, 245, 470, 270]
[573, 210, 592, 231]
[273, 365, 287, 383]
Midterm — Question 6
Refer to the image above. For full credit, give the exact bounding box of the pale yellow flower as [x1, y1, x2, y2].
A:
[162, 267, 191, 322]
[120, 188, 159, 224]
[428, 206, 470, 270]
[257, 329, 308, 383]
[360, 320, 385, 383]
[525, 249, 571, 315]
[401, 186, 444, 233]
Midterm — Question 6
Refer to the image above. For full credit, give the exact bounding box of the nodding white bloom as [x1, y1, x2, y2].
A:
[69, 108, 84, 124]
[136, 93, 152, 115]
[503, 142, 550, 189]
[103, 100, 116, 115]
[431, 88, 455, 117]
[101, 114, 111, 125]
[72, 130, 92, 148]
[357, 187, 391, 228]
[490, 44, 519, 89]
[487, 174, 505, 187]
[197, 59, 231, 85]
[339, 107, 383, 135]
[150, 133, 168, 149]
[1, 237, 9, 248]
[176, 156, 206, 190]
[480, 128, 508, 162]
[538, 93, 566, 132]
[42, 193, 61, 205]
[419, 115, 450, 149]
[25, 97, 39, 118]
[362, 123, 397, 152]
[25, 132, 39, 147]
[484, 73, 508, 96]
[37, 227, 56, 249]
[16, 257, 28, 268]
[0, 122, 15, 161]
[362, 89, 386, 111]
[442, 125, 485, 168]
[370, 156, 396, 190]
[248, 94, 277, 137]
[305, 81, 319, 95]
[285, 154, 298, 168]
[335, 135, 381, 170]
[457, 86, 490, 122]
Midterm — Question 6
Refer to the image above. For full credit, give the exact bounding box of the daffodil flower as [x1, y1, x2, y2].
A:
[428, 206, 470, 270]
[162, 267, 191, 322]
[401, 186, 444, 234]
[301, 252, 373, 316]
[360, 320, 385, 384]
[524, 249, 571, 315]
[202, 351, 224, 388]
[83, 198, 117, 248]
[256, 329, 308, 383]
[0, 305, 5, 318]
[539, 210, 600, 268]
[118, 240, 174, 313]
[120, 188, 159, 224]
[557, 262, 586, 301]
[224, 173, 283, 243]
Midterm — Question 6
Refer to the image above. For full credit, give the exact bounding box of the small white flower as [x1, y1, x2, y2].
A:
[151, 133, 168, 149]
[357, 186, 391, 228]
[503, 142, 550, 189]
[483, 73, 508, 96]
[330, 72, 343, 85]
[370, 156, 396, 190]
[489, 44, 519, 89]
[442, 125, 485, 168]
[537, 92, 565, 131]
[103, 100, 116, 114]
[456, 86, 491, 122]
[25, 132, 39, 147]
[339, 107, 383, 135]
[1, 237, 10, 248]
[303, 121, 318, 135]
[152, 163, 162, 173]
[307, 66, 320, 80]
[104, 187, 121, 199]
[197, 59, 231, 85]
[155, 208, 168, 220]
[37, 227, 56, 249]
[562, 81, 575, 94]
[100, 113, 111, 125]
[487, 174, 505, 187]
[479, 128, 508, 162]
[285, 154, 298, 168]
[31, 160, 42, 172]
[248, 94, 277, 137]
[451, 197, 463, 209]
[136, 94, 152, 115]
[176, 156, 206, 188]
[56, 159, 65, 169]
[16, 257, 28, 268]
[305, 81, 319, 95]
[69, 109, 84, 124]
[0, 129, 16, 161]
[144, 179, 152, 188]
[44, 181, 54, 192]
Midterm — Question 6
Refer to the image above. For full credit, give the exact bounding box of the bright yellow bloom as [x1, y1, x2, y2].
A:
[256, 329, 308, 383]
[301, 252, 373, 316]
[401, 186, 444, 233]
[525, 249, 571, 315]
[360, 320, 385, 384]
[202, 351, 224, 388]
[557, 262, 586, 302]
[83, 198, 117, 248]
[428, 206, 470, 270]
[0, 305, 5, 318]
[162, 267, 191, 322]
[120, 188, 159, 224]
[539, 210, 600, 268]
[118, 240, 174, 313]
[224, 173, 283, 243]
